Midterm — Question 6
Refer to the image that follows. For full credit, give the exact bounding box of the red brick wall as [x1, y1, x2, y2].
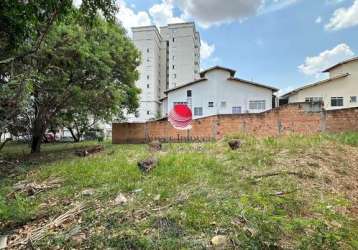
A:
[325, 108, 358, 132]
[112, 104, 358, 144]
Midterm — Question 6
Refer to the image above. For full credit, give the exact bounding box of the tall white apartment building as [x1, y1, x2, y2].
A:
[127, 22, 201, 122]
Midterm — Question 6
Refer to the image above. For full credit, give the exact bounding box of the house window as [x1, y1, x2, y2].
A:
[208, 102, 214, 108]
[147, 58, 150, 62]
[350, 96, 357, 103]
[305, 97, 323, 103]
[173, 55, 175, 60]
[232, 107, 242, 114]
[172, 65, 175, 69]
[174, 74, 177, 79]
[147, 48, 149, 53]
[147, 75, 150, 80]
[147, 111, 150, 115]
[249, 100, 266, 110]
[187, 90, 192, 97]
[331, 97, 344, 107]
[147, 84, 150, 88]
[174, 102, 187, 106]
[194, 107, 203, 116]
[221, 101, 227, 108]
[172, 38, 175, 42]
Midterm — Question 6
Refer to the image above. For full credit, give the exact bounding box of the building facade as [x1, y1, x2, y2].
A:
[127, 22, 200, 122]
[164, 66, 278, 119]
[281, 57, 358, 110]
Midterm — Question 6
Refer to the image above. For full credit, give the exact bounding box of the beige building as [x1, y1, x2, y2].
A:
[281, 57, 358, 110]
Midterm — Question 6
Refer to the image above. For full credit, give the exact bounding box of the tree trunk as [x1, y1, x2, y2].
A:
[31, 119, 46, 154]
[68, 127, 80, 142]
[0, 138, 12, 152]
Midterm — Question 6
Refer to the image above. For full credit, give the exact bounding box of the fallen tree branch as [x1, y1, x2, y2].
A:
[252, 171, 315, 179]
[8, 203, 87, 248]
[270, 189, 299, 196]
[6, 178, 64, 199]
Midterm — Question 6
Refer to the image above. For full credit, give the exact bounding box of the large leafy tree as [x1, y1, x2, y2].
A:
[12, 13, 140, 153]
[0, 0, 119, 151]
[0, 0, 118, 65]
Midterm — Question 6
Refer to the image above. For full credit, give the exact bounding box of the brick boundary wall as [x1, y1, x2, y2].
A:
[112, 103, 358, 144]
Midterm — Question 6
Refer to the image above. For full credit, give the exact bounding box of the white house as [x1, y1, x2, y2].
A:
[281, 57, 358, 110]
[162, 66, 278, 119]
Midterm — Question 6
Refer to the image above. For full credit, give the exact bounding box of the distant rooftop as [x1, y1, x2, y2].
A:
[322, 57, 358, 73]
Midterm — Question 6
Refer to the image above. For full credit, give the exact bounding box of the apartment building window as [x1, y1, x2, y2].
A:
[147, 84, 150, 88]
[249, 100, 266, 110]
[208, 102, 214, 108]
[172, 38, 175, 42]
[221, 101, 227, 108]
[331, 97, 344, 107]
[194, 107, 203, 116]
[187, 90, 192, 97]
[350, 96, 357, 103]
[305, 97, 323, 103]
[147, 75, 150, 80]
[147, 48, 149, 53]
[174, 74, 177, 79]
[172, 65, 175, 69]
[147, 111, 150, 115]
[232, 106, 242, 114]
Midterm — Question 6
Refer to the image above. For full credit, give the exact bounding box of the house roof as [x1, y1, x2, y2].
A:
[200, 66, 236, 78]
[164, 66, 278, 94]
[322, 57, 358, 73]
[228, 77, 279, 92]
[164, 78, 208, 93]
[281, 73, 350, 98]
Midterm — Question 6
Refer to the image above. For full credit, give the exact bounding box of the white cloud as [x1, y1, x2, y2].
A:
[260, 0, 299, 14]
[316, 16, 322, 23]
[176, 0, 262, 27]
[149, 0, 185, 26]
[298, 43, 354, 76]
[200, 40, 215, 60]
[325, 0, 358, 31]
[175, 0, 299, 27]
[116, 0, 152, 35]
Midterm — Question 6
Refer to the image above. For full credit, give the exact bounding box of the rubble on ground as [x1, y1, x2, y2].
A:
[228, 139, 241, 150]
[137, 157, 158, 172]
[75, 145, 104, 157]
[148, 140, 162, 152]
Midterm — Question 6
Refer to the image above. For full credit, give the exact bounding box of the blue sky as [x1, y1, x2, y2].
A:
[116, 0, 358, 94]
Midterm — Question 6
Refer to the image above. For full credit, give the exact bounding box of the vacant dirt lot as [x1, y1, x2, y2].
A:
[1, 133, 358, 249]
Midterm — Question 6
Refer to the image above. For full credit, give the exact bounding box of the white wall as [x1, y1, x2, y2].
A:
[167, 69, 274, 119]
[161, 23, 200, 89]
[129, 26, 162, 122]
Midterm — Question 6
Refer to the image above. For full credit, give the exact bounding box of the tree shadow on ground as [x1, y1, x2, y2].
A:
[0, 142, 101, 179]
